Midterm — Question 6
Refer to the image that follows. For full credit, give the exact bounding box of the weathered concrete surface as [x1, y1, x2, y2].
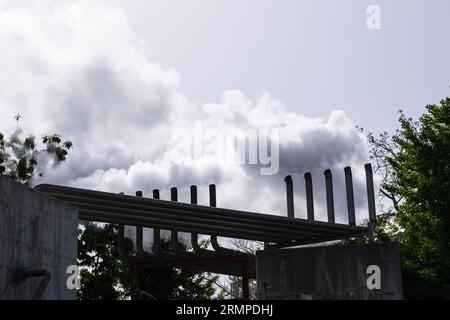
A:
[256, 242, 403, 300]
[0, 176, 78, 300]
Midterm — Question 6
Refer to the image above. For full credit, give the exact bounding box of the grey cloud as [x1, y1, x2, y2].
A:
[0, 2, 372, 226]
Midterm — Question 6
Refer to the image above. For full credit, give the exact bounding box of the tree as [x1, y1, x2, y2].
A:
[0, 117, 72, 184]
[77, 224, 131, 300]
[77, 223, 220, 300]
[215, 239, 263, 300]
[363, 98, 450, 299]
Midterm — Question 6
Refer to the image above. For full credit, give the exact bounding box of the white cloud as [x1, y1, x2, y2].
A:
[0, 0, 372, 224]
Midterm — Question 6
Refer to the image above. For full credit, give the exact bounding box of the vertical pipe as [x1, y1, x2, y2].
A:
[284, 176, 295, 218]
[171, 187, 178, 202]
[304, 173, 315, 221]
[170, 188, 178, 249]
[365, 163, 377, 241]
[209, 184, 217, 207]
[190, 186, 201, 253]
[152, 189, 161, 254]
[324, 170, 335, 223]
[209, 184, 222, 252]
[344, 167, 356, 226]
[135, 191, 144, 256]
[190, 186, 198, 205]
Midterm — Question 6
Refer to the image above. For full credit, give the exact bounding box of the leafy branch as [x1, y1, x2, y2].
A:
[0, 117, 72, 184]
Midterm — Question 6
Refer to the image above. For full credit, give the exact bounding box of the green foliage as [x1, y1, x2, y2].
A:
[386, 98, 450, 299]
[78, 224, 131, 300]
[77, 224, 220, 300]
[366, 98, 450, 299]
[0, 118, 72, 184]
[43, 134, 72, 162]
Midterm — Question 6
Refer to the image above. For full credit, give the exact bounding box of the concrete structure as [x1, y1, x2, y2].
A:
[0, 176, 78, 300]
[0, 164, 402, 301]
[256, 242, 403, 300]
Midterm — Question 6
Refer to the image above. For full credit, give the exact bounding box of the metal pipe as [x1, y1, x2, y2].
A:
[152, 189, 161, 255]
[304, 173, 315, 221]
[171, 187, 179, 252]
[208, 184, 246, 255]
[37, 184, 362, 230]
[83, 209, 300, 242]
[365, 163, 377, 241]
[190, 186, 198, 206]
[285, 176, 295, 218]
[209, 184, 217, 207]
[14, 268, 51, 300]
[135, 191, 145, 256]
[267, 233, 364, 249]
[210, 185, 224, 253]
[35, 184, 368, 243]
[49, 199, 366, 242]
[118, 192, 172, 263]
[324, 169, 335, 223]
[50, 195, 363, 239]
[190, 185, 202, 253]
[344, 167, 356, 226]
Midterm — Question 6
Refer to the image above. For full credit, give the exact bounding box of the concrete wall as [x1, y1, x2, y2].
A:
[0, 176, 78, 300]
[256, 242, 403, 300]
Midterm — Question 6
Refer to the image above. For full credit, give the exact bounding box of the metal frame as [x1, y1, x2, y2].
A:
[34, 163, 377, 300]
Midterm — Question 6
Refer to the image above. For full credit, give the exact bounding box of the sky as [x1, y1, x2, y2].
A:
[0, 0, 449, 226]
[125, 0, 450, 133]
